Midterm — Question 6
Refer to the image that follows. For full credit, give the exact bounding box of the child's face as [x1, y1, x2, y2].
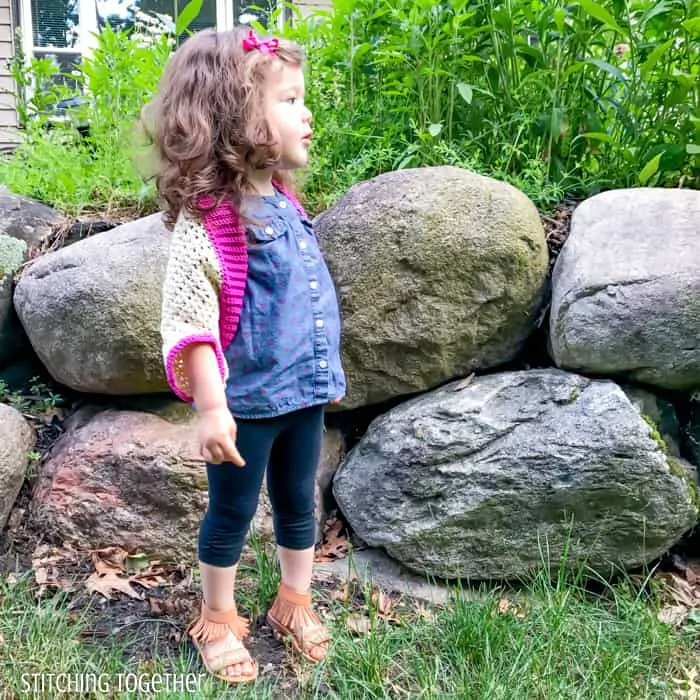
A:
[264, 62, 313, 170]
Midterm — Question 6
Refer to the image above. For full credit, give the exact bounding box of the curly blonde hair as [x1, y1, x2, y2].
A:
[139, 27, 304, 227]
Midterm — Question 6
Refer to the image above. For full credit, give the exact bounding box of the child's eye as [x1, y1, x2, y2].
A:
[286, 97, 297, 104]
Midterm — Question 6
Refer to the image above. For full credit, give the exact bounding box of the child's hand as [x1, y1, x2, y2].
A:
[198, 407, 246, 467]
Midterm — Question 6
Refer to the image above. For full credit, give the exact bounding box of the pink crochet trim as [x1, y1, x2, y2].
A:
[197, 184, 304, 353]
[165, 333, 227, 403]
[201, 199, 248, 352]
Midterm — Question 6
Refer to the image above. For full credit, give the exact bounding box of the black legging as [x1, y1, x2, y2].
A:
[198, 404, 324, 567]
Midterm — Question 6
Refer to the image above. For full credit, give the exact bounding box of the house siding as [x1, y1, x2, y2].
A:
[0, 0, 17, 145]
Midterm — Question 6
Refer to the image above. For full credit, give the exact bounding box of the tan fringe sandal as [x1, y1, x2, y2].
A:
[188, 601, 258, 684]
[267, 583, 331, 663]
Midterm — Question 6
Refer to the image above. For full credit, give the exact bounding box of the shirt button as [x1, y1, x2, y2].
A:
[279, 200, 288, 208]
[315, 319, 324, 328]
[299, 240, 307, 250]
[265, 226, 274, 235]
[309, 280, 318, 290]
[319, 359, 328, 369]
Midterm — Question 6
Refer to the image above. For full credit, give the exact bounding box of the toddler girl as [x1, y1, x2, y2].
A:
[150, 26, 345, 684]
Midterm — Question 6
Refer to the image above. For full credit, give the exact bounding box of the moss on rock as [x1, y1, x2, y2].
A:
[644, 414, 699, 514]
[0, 235, 27, 280]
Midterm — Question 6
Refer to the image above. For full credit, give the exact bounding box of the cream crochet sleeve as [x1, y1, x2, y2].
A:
[160, 212, 227, 403]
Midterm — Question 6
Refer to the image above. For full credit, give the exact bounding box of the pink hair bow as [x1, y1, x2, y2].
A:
[242, 29, 280, 55]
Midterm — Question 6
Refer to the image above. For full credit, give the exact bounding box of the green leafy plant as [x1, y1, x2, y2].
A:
[0, 0, 697, 216]
[0, 11, 178, 215]
[0, 377, 63, 417]
[282, 0, 699, 212]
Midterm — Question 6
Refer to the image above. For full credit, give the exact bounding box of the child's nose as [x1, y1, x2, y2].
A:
[303, 107, 313, 124]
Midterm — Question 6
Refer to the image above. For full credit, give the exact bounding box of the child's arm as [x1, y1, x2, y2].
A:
[160, 214, 228, 403]
[160, 215, 244, 466]
[182, 344, 244, 465]
[181, 343, 228, 413]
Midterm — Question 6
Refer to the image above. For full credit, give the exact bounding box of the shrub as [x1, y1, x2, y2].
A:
[1, 0, 697, 216]
[281, 0, 700, 211]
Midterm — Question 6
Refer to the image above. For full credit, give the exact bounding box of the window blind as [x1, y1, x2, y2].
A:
[31, 0, 80, 48]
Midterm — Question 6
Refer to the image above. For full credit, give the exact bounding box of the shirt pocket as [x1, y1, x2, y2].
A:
[247, 219, 287, 246]
[246, 221, 292, 293]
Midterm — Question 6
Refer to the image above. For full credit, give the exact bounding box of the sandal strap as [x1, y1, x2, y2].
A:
[206, 646, 254, 670]
[277, 583, 312, 607]
[269, 583, 330, 652]
[301, 623, 331, 646]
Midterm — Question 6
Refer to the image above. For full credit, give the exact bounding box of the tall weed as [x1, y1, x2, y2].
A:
[0, 0, 697, 214]
[0, 20, 172, 215]
[282, 0, 699, 211]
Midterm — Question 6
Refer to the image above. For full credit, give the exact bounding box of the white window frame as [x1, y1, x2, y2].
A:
[222, 1, 291, 31]
[18, 0, 291, 72]
[20, 0, 98, 69]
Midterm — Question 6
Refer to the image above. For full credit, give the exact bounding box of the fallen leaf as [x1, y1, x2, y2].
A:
[658, 573, 698, 608]
[323, 517, 342, 539]
[371, 588, 394, 617]
[85, 572, 143, 600]
[91, 547, 128, 575]
[671, 666, 700, 700]
[129, 575, 160, 590]
[330, 582, 349, 602]
[32, 543, 80, 573]
[149, 597, 173, 615]
[314, 518, 350, 562]
[658, 605, 689, 628]
[413, 602, 436, 623]
[134, 573, 168, 588]
[495, 597, 526, 619]
[685, 561, 700, 587]
[346, 614, 370, 636]
[39, 406, 66, 425]
[34, 567, 48, 585]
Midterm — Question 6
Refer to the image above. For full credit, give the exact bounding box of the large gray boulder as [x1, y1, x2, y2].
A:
[333, 369, 698, 580]
[315, 166, 549, 409]
[0, 403, 35, 529]
[0, 191, 66, 248]
[14, 214, 170, 394]
[550, 188, 700, 392]
[0, 235, 28, 365]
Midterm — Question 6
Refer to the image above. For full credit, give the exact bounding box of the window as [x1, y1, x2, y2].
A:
[31, 0, 79, 48]
[20, 0, 97, 87]
[94, 0, 291, 34]
[20, 0, 295, 79]
[233, 1, 292, 28]
[96, 0, 218, 35]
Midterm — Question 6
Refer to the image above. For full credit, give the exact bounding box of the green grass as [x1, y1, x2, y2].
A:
[1, 540, 697, 700]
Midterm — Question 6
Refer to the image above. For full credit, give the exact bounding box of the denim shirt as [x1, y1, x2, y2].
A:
[223, 190, 346, 419]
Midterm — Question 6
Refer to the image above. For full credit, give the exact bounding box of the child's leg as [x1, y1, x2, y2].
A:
[194, 416, 282, 679]
[267, 404, 324, 585]
[266, 405, 329, 662]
